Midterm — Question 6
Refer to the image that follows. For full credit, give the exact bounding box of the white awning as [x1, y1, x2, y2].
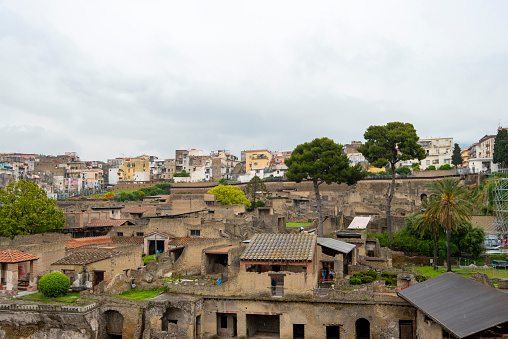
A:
[348, 216, 371, 229]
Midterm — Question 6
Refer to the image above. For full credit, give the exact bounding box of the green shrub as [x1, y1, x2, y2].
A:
[349, 277, 361, 285]
[38, 272, 70, 298]
[415, 275, 428, 283]
[360, 275, 375, 284]
[366, 270, 377, 279]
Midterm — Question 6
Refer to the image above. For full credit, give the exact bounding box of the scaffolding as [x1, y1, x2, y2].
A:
[486, 178, 508, 237]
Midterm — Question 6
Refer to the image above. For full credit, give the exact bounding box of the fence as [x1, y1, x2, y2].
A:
[0, 302, 98, 313]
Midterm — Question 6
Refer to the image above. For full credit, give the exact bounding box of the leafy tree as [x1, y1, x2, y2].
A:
[358, 122, 426, 241]
[285, 137, 366, 237]
[411, 163, 420, 171]
[427, 178, 472, 271]
[493, 128, 508, 169]
[438, 164, 454, 170]
[174, 170, 191, 177]
[452, 143, 462, 167]
[208, 185, 251, 208]
[395, 166, 411, 175]
[0, 180, 64, 238]
[244, 176, 269, 209]
[425, 165, 437, 171]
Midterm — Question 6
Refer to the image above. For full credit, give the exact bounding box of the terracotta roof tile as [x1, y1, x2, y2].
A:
[87, 219, 132, 227]
[0, 250, 39, 263]
[240, 233, 316, 262]
[112, 236, 144, 245]
[122, 206, 154, 214]
[52, 250, 126, 265]
[64, 236, 112, 249]
[144, 231, 176, 239]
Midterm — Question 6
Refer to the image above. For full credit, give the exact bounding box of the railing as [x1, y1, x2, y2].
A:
[269, 286, 285, 297]
[0, 302, 97, 313]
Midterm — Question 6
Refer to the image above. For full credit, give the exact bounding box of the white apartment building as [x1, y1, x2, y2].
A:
[418, 138, 453, 170]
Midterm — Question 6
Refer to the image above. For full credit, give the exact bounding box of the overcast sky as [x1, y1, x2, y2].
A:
[1, 1, 507, 161]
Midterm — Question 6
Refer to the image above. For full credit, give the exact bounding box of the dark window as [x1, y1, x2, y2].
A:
[190, 230, 200, 236]
[117, 232, 124, 236]
[221, 315, 228, 328]
[293, 324, 304, 339]
[326, 325, 340, 339]
[136, 232, 144, 237]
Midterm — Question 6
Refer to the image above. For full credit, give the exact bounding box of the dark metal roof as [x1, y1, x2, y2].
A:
[398, 272, 508, 338]
[317, 238, 356, 254]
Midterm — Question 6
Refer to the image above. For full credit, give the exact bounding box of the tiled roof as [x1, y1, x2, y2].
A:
[112, 236, 144, 245]
[240, 233, 316, 262]
[87, 219, 132, 227]
[169, 237, 209, 247]
[52, 250, 125, 265]
[122, 206, 154, 214]
[64, 236, 112, 249]
[0, 250, 39, 263]
[144, 231, 176, 239]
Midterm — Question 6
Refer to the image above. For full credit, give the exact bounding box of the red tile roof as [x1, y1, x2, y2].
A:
[64, 236, 112, 249]
[144, 231, 176, 239]
[52, 250, 125, 265]
[0, 250, 39, 263]
[122, 206, 154, 214]
[87, 219, 132, 227]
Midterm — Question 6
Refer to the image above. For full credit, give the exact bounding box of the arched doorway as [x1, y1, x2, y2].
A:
[104, 310, 123, 338]
[420, 194, 428, 202]
[356, 318, 370, 339]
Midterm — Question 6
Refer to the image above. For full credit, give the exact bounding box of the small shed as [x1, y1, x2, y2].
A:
[143, 232, 175, 255]
[398, 273, 508, 338]
[0, 250, 39, 293]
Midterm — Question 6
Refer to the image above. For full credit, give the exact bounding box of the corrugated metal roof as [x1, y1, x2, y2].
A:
[398, 273, 508, 338]
[240, 233, 316, 262]
[317, 238, 356, 254]
[348, 216, 371, 229]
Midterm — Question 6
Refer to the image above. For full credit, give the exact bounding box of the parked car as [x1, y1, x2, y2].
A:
[490, 260, 508, 268]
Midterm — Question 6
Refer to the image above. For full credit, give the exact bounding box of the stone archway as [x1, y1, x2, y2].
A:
[104, 310, 124, 338]
[356, 318, 370, 339]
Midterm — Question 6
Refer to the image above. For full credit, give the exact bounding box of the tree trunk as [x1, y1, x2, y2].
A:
[433, 223, 438, 270]
[313, 180, 323, 237]
[386, 162, 396, 241]
[446, 227, 451, 272]
[446, 211, 452, 272]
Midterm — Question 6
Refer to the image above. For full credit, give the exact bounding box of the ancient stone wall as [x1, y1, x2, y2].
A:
[202, 297, 415, 339]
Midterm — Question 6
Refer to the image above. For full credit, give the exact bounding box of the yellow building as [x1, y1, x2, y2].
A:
[366, 166, 385, 174]
[244, 150, 272, 173]
[121, 157, 150, 181]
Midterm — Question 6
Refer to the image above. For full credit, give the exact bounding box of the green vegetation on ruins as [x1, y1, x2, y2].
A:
[286, 222, 313, 228]
[112, 288, 165, 300]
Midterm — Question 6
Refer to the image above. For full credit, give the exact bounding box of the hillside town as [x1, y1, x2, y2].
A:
[0, 124, 507, 338]
[1, 127, 506, 198]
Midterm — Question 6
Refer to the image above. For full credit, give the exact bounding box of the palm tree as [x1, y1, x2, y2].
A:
[427, 178, 472, 272]
[414, 196, 441, 270]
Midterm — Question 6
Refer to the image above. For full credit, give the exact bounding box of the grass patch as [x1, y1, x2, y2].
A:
[112, 288, 164, 300]
[143, 253, 163, 265]
[415, 266, 508, 279]
[20, 292, 80, 303]
[286, 222, 312, 228]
